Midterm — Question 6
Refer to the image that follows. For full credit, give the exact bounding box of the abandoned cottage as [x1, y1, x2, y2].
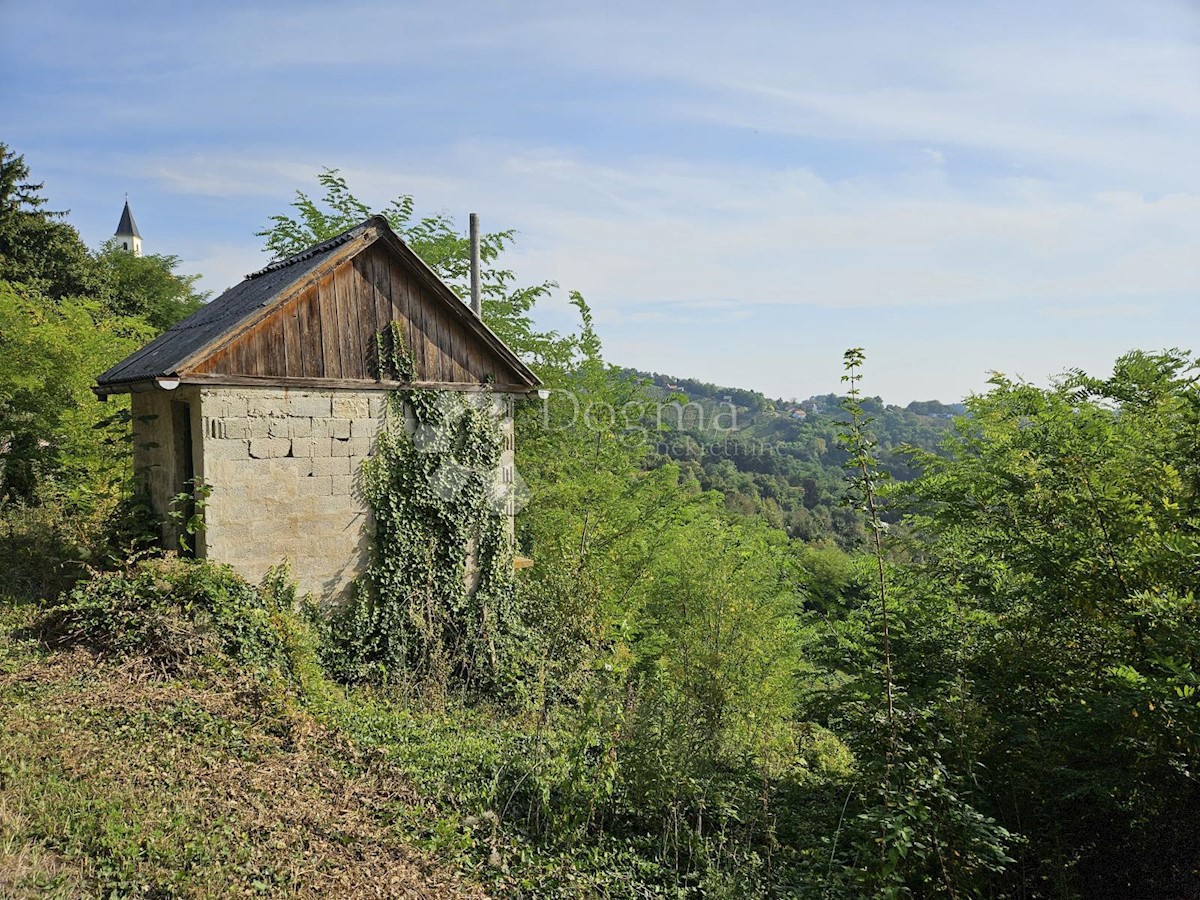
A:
[94, 215, 540, 601]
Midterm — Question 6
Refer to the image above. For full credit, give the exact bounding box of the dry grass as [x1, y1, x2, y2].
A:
[0, 639, 487, 899]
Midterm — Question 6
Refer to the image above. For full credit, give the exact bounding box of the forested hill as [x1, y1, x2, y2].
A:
[623, 368, 966, 546]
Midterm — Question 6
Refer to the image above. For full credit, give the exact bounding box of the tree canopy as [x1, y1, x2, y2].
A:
[0, 142, 103, 299]
[0, 145, 201, 512]
[93, 239, 207, 330]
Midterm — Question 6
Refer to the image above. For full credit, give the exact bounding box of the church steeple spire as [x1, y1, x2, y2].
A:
[115, 198, 142, 256]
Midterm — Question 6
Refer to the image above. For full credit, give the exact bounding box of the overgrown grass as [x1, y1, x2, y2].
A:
[1, 562, 856, 898]
[0, 573, 484, 899]
[324, 692, 857, 898]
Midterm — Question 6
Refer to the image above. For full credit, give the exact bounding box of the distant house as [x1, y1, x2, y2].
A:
[788, 408, 807, 420]
[95, 216, 540, 601]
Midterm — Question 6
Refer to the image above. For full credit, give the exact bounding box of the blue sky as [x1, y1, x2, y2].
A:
[2, 0, 1197, 403]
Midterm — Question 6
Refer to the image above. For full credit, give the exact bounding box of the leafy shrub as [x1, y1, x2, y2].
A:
[41, 557, 327, 694]
[0, 484, 160, 602]
[840, 742, 1018, 899]
[0, 500, 99, 600]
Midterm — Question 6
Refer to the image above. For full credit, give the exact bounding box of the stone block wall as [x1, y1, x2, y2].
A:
[132, 384, 517, 605]
[197, 386, 386, 603]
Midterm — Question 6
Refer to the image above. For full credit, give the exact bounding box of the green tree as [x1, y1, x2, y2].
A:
[0, 280, 150, 504]
[861, 349, 1200, 896]
[93, 239, 208, 330]
[0, 143, 102, 300]
[257, 168, 559, 362]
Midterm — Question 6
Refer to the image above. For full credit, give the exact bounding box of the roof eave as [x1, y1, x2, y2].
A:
[372, 226, 541, 388]
[92, 375, 180, 398]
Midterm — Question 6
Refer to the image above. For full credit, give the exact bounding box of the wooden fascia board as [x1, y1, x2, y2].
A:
[178, 372, 539, 394]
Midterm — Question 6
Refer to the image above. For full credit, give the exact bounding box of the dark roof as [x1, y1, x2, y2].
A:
[115, 201, 141, 239]
[96, 221, 362, 388]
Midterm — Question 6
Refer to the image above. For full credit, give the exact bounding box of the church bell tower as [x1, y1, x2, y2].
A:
[114, 198, 142, 256]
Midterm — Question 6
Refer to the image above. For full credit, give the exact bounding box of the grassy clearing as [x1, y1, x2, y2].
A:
[0, 598, 485, 899]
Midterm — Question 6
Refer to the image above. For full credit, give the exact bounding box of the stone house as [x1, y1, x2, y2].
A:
[94, 216, 540, 601]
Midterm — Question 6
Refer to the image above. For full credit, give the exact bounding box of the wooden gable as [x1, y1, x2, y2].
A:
[176, 224, 537, 392]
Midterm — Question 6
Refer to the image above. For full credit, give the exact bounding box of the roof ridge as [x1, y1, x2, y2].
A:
[245, 216, 381, 280]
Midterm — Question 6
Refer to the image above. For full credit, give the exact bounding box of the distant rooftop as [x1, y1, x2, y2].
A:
[115, 200, 141, 238]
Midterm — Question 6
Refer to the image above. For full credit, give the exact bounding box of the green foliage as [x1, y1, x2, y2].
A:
[805, 349, 1200, 897]
[503, 310, 822, 891]
[633, 367, 957, 548]
[600, 516, 808, 889]
[0, 143, 104, 299]
[790, 350, 1020, 899]
[890, 350, 1200, 894]
[0, 279, 155, 591]
[257, 167, 407, 260]
[42, 557, 326, 693]
[167, 476, 212, 555]
[329, 688, 855, 898]
[320, 388, 518, 693]
[0, 281, 149, 501]
[376, 318, 415, 382]
[843, 735, 1018, 899]
[0, 146, 206, 598]
[624, 515, 802, 775]
[93, 238, 208, 329]
[837, 348, 895, 729]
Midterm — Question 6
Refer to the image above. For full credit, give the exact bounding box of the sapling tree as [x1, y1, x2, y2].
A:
[837, 348, 894, 731]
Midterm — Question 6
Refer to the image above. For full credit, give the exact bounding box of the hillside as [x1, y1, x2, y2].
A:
[625, 368, 965, 545]
[0, 598, 485, 900]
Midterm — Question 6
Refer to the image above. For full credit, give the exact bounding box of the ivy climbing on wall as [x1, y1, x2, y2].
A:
[321, 325, 520, 692]
[376, 320, 414, 383]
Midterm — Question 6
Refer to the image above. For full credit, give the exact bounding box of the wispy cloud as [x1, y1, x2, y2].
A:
[2, 0, 1197, 401]
[136, 142, 1198, 323]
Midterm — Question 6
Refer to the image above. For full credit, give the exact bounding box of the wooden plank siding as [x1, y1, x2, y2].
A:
[351, 255, 378, 378]
[282, 298, 300, 375]
[297, 288, 322, 378]
[317, 272, 340, 379]
[188, 247, 518, 386]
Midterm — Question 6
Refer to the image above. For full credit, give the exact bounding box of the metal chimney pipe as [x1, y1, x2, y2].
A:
[469, 213, 481, 317]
